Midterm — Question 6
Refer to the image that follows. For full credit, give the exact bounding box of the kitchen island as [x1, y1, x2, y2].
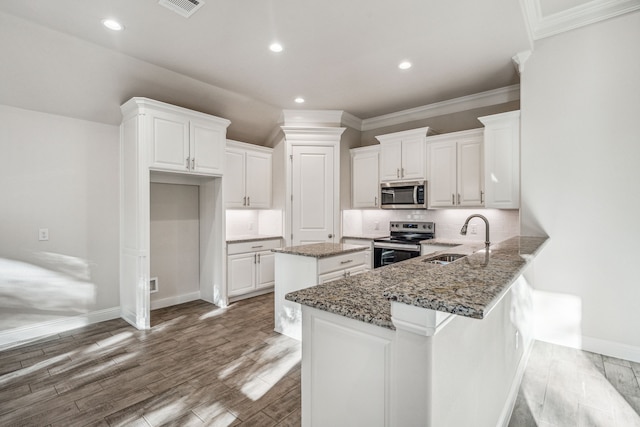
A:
[285, 235, 548, 427]
[273, 242, 368, 340]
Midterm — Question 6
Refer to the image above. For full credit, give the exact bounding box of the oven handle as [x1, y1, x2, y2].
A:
[373, 242, 421, 252]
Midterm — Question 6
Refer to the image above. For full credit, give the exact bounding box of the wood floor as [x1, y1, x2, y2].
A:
[0, 294, 301, 426]
[2, 293, 640, 426]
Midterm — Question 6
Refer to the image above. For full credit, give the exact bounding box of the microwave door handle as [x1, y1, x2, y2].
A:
[413, 186, 418, 204]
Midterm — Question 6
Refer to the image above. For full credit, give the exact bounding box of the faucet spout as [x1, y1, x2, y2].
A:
[460, 214, 490, 249]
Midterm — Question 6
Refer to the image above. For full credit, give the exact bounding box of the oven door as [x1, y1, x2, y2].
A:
[373, 242, 421, 268]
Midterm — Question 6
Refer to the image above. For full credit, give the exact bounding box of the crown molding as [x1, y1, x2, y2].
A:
[360, 85, 521, 132]
[520, 0, 640, 41]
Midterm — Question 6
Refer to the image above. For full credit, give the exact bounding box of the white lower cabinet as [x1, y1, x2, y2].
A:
[318, 264, 367, 284]
[227, 238, 281, 300]
[342, 238, 374, 270]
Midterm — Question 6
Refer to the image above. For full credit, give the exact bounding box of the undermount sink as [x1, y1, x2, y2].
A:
[423, 253, 466, 265]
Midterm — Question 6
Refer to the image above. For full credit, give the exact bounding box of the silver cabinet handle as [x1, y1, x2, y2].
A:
[452, 194, 455, 205]
[247, 196, 250, 206]
[257, 254, 261, 263]
[397, 168, 400, 178]
[191, 158, 195, 169]
[254, 253, 257, 263]
[340, 259, 353, 265]
[374, 196, 378, 206]
[243, 196, 247, 206]
[251, 245, 264, 249]
[186, 157, 190, 169]
[457, 193, 461, 205]
[401, 168, 404, 178]
[480, 190, 484, 204]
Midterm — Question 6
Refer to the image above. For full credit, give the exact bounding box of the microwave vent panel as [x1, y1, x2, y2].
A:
[158, 0, 204, 18]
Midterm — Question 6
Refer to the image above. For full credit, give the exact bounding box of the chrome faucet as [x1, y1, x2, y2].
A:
[460, 214, 490, 249]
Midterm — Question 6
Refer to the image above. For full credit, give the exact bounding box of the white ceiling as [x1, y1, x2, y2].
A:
[1, 0, 623, 144]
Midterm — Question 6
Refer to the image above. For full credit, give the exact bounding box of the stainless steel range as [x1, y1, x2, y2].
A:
[373, 221, 435, 268]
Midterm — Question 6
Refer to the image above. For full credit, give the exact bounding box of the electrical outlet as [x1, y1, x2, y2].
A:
[470, 224, 478, 235]
[39, 228, 49, 241]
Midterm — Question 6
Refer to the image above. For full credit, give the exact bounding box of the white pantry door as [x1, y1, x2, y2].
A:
[291, 146, 335, 245]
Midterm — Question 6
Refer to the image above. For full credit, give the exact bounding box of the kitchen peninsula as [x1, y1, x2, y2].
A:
[285, 235, 548, 427]
[273, 242, 368, 340]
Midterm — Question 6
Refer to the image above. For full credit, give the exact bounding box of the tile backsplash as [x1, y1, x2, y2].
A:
[343, 209, 520, 243]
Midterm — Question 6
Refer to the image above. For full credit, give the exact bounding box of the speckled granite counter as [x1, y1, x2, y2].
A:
[226, 235, 282, 243]
[285, 235, 548, 329]
[272, 242, 367, 258]
[342, 234, 389, 241]
[420, 238, 467, 246]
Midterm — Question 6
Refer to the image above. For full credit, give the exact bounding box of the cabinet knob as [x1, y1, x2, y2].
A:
[328, 234, 334, 239]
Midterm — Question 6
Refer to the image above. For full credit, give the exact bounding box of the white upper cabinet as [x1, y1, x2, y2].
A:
[224, 140, 272, 209]
[376, 127, 434, 182]
[351, 145, 380, 208]
[478, 110, 520, 209]
[427, 129, 484, 208]
[145, 101, 230, 176]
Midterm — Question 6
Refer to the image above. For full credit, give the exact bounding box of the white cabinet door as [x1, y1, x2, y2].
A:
[149, 111, 190, 172]
[351, 148, 380, 208]
[190, 120, 224, 175]
[479, 111, 520, 209]
[457, 138, 484, 206]
[292, 145, 335, 245]
[400, 136, 426, 180]
[346, 264, 367, 277]
[245, 150, 272, 208]
[256, 250, 275, 289]
[318, 269, 347, 284]
[224, 148, 247, 208]
[428, 140, 457, 207]
[379, 140, 402, 182]
[227, 253, 256, 296]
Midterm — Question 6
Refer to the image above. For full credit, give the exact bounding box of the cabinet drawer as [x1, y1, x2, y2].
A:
[317, 251, 366, 275]
[227, 238, 282, 255]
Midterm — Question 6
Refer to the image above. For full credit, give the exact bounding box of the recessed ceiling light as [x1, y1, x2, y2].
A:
[294, 97, 305, 104]
[102, 19, 124, 31]
[398, 61, 412, 70]
[269, 43, 283, 53]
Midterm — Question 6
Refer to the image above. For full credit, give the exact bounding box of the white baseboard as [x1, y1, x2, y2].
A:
[580, 335, 640, 363]
[0, 307, 120, 351]
[499, 339, 534, 427]
[535, 334, 640, 364]
[150, 291, 201, 310]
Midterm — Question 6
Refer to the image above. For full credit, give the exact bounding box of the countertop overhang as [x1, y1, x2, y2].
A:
[285, 235, 548, 329]
[272, 242, 368, 258]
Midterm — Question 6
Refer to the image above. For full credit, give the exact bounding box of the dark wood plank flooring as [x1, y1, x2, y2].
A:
[0, 294, 301, 426]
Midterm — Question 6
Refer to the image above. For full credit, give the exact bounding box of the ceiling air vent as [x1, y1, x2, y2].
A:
[158, 0, 204, 18]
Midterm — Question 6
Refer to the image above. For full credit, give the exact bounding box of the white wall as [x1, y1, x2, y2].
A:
[150, 183, 200, 308]
[520, 11, 640, 360]
[0, 105, 119, 342]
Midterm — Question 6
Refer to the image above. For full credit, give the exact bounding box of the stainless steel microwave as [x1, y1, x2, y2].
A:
[380, 180, 427, 209]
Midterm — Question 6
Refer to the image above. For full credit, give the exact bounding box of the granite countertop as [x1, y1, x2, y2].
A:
[285, 236, 548, 329]
[273, 242, 368, 258]
[420, 238, 468, 246]
[342, 234, 389, 241]
[227, 235, 283, 243]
